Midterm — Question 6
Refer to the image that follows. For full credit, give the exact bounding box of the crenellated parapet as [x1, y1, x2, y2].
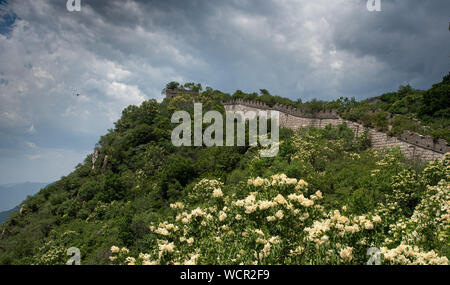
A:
[166, 88, 199, 99]
[223, 99, 339, 119]
[223, 99, 270, 110]
[400, 131, 449, 154]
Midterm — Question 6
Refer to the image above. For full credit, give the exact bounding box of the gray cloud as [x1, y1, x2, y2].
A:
[0, 0, 449, 183]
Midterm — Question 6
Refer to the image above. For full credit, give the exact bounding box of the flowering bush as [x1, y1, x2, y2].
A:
[109, 154, 450, 265]
[188, 178, 224, 201]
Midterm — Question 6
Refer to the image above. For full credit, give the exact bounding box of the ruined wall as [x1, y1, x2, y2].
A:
[223, 100, 447, 161]
[166, 89, 199, 99]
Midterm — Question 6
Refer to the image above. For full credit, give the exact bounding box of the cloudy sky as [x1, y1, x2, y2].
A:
[0, 0, 449, 184]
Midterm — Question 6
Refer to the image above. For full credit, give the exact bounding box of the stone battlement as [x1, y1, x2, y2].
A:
[399, 131, 449, 154]
[166, 88, 199, 99]
[223, 99, 339, 119]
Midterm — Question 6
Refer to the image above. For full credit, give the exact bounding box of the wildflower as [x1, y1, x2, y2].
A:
[219, 211, 227, 222]
[263, 243, 271, 257]
[266, 216, 276, 222]
[275, 210, 284, 220]
[373, 215, 382, 223]
[245, 204, 258, 214]
[253, 177, 265, 187]
[286, 178, 297, 185]
[184, 254, 200, 265]
[296, 179, 309, 189]
[212, 188, 223, 198]
[287, 194, 299, 201]
[170, 202, 184, 210]
[314, 191, 323, 200]
[245, 194, 257, 205]
[290, 246, 304, 256]
[139, 253, 151, 261]
[256, 237, 267, 244]
[269, 236, 281, 244]
[110, 246, 120, 254]
[274, 194, 287, 205]
[164, 223, 176, 231]
[158, 242, 175, 257]
[339, 247, 353, 262]
[344, 224, 360, 233]
[125, 257, 136, 265]
[191, 207, 204, 217]
[300, 199, 314, 207]
[154, 228, 170, 236]
[254, 229, 264, 236]
[259, 200, 276, 210]
[364, 221, 374, 230]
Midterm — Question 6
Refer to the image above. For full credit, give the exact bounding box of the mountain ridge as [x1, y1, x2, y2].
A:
[0, 182, 49, 212]
[0, 75, 448, 265]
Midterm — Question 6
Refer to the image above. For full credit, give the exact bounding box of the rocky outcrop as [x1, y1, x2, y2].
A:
[92, 150, 99, 170]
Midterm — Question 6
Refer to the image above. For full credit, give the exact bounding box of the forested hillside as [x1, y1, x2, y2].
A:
[0, 76, 448, 265]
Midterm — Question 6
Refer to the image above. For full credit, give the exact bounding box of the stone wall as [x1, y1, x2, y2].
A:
[166, 89, 199, 99]
[223, 100, 447, 161]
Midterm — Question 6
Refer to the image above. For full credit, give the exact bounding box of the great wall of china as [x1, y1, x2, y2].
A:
[222, 99, 449, 161]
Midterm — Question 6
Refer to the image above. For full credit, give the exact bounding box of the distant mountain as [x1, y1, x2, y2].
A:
[0, 207, 18, 225]
[0, 182, 49, 212]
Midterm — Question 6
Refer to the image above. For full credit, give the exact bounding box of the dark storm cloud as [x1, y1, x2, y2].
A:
[0, 0, 449, 183]
[329, 0, 450, 92]
[72, 0, 450, 97]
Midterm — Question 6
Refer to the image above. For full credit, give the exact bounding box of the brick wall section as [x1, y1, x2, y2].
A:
[223, 99, 447, 161]
[166, 89, 199, 99]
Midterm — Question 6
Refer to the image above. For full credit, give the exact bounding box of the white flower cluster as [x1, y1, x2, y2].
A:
[106, 153, 449, 265]
[380, 244, 448, 265]
[190, 178, 224, 200]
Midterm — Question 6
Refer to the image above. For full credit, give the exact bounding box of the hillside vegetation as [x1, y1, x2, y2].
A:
[0, 77, 448, 265]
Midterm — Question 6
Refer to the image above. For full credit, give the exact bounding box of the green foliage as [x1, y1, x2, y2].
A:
[166, 81, 180, 90]
[0, 79, 448, 265]
[100, 173, 126, 203]
[338, 73, 450, 142]
[418, 73, 450, 119]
